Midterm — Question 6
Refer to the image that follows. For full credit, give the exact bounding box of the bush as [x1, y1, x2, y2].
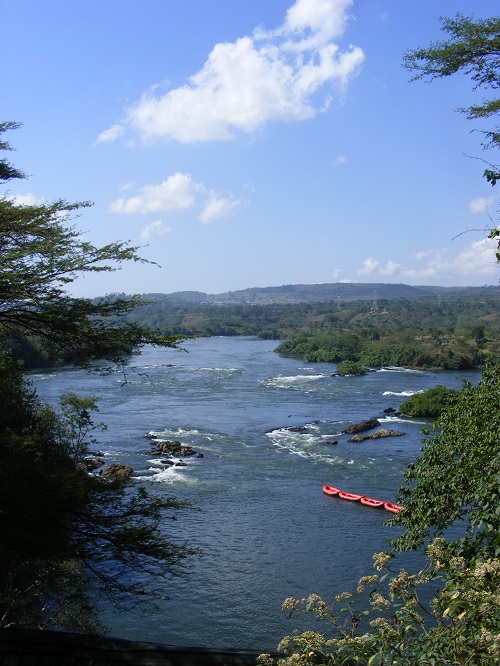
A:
[399, 385, 460, 417]
[337, 360, 367, 376]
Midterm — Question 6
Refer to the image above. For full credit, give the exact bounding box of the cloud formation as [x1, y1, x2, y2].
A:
[8, 192, 44, 206]
[110, 172, 201, 215]
[469, 194, 497, 214]
[97, 0, 363, 144]
[357, 237, 498, 283]
[139, 219, 170, 241]
[199, 194, 239, 224]
[110, 172, 239, 223]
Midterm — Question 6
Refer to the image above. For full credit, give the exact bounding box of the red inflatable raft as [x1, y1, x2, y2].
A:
[338, 491, 362, 501]
[322, 484, 341, 496]
[384, 502, 403, 514]
[360, 496, 384, 508]
[323, 486, 403, 512]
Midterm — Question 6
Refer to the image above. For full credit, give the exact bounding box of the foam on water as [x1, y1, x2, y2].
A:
[379, 415, 412, 424]
[134, 466, 195, 484]
[378, 367, 426, 374]
[187, 366, 242, 373]
[261, 373, 328, 390]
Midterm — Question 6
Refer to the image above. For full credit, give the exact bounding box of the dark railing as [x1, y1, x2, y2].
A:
[0, 629, 281, 665]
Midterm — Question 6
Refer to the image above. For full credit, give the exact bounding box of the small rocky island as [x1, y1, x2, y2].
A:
[146, 433, 204, 467]
[276, 413, 406, 446]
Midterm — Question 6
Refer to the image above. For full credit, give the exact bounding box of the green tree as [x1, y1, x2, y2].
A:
[0, 121, 25, 181]
[398, 385, 460, 417]
[0, 123, 195, 631]
[390, 364, 500, 561]
[59, 393, 106, 464]
[0, 122, 180, 368]
[260, 545, 500, 665]
[0, 353, 196, 630]
[336, 359, 367, 376]
[403, 13, 500, 260]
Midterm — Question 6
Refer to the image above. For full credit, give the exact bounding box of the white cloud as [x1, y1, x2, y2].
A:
[8, 192, 44, 206]
[330, 268, 352, 282]
[379, 260, 401, 276]
[110, 172, 239, 225]
[408, 239, 498, 279]
[283, 0, 352, 46]
[139, 219, 170, 241]
[96, 123, 125, 144]
[98, 0, 363, 144]
[199, 194, 240, 224]
[469, 194, 497, 214]
[357, 237, 498, 283]
[109, 172, 201, 214]
[358, 258, 380, 275]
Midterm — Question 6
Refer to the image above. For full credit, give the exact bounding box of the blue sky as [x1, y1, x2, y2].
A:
[2, 0, 499, 297]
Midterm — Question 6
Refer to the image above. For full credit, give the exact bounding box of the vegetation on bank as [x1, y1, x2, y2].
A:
[0, 123, 195, 631]
[275, 319, 497, 370]
[11, 289, 500, 371]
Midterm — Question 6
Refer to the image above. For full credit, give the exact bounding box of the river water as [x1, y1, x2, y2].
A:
[31, 336, 479, 650]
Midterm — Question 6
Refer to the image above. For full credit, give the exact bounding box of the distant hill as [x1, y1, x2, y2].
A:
[139, 283, 498, 305]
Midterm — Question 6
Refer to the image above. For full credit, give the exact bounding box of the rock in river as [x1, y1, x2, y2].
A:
[150, 439, 197, 457]
[102, 463, 133, 479]
[343, 418, 380, 434]
[348, 429, 406, 442]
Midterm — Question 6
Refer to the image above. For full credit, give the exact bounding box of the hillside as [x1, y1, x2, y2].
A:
[139, 283, 498, 305]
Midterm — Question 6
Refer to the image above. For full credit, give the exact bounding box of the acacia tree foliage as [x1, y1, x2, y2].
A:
[0, 122, 180, 367]
[0, 121, 25, 181]
[0, 123, 196, 631]
[403, 13, 500, 260]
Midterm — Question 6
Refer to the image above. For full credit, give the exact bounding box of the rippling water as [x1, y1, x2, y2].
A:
[32, 337, 479, 649]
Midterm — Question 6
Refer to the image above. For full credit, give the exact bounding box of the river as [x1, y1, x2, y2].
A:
[31, 336, 479, 650]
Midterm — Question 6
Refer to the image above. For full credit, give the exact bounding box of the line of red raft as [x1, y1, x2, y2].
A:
[323, 485, 403, 513]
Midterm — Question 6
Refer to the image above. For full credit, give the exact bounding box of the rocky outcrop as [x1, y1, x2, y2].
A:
[77, 457, 105, 472]
[343, 418, 380, 434]
[326, 439, 338, 445]
[150, 439, 197, 457]
[348, 429, 406, 442]
[370, 429, 405, 439]
[102, 463, 133, 479]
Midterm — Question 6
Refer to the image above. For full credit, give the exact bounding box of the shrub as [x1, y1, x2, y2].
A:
[337, 360, 367, 376]
[399, 385, 460, 417]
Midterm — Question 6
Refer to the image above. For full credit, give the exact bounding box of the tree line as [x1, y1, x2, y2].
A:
[13, 294, 498, 371]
